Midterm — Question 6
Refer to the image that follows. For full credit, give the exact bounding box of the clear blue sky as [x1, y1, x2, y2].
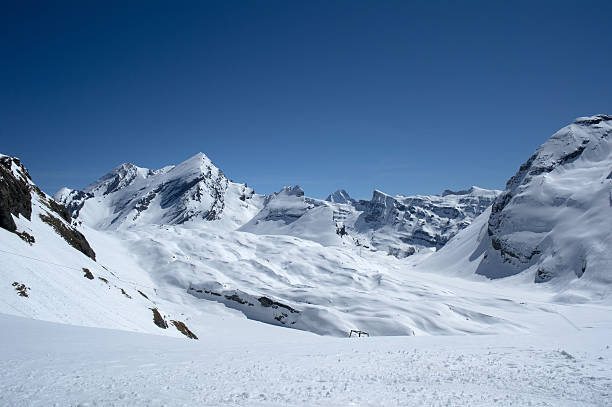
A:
[2, 1, 611, 200]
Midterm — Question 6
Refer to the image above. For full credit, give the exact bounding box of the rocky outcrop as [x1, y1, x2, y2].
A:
[0, 153, 97, 260]
[39, 213, 96, 260]
[0, 155, 32, 232]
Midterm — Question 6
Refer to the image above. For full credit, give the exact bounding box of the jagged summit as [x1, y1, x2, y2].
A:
[275, 185, 305, 197]
[55, 153, 263, 230]
[326, 189, 354, 204]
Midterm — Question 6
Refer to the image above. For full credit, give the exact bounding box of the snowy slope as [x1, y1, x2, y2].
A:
[239, 185, 346, 247]
[55, 152, 264, 230]
[461, 114, 612, 300]
[2, 311, 611, 406]
[0, 154, 206, 339]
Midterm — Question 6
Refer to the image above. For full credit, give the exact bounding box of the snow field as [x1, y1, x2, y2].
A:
[0, 313, 610, 406]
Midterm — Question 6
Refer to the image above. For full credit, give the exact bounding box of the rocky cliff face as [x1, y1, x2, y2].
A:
[241, 183, 499, 256]
[56, 153, 263, 230]
[0, 154, 96, 260]
[0, 155, 32, 232]
[326, 189, 354, 204]
[353, 187, 499, 257]
[476, 114, 612, 286]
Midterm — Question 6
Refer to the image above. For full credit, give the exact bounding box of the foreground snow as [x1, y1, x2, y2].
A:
[1, 312, 611, 406]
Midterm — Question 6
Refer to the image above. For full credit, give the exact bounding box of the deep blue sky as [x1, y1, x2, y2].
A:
[2, 1, 611, 200]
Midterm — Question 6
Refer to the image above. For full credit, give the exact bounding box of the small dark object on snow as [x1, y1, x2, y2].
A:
[82, 268, 94, 280]
[138, 290, 150, 300]
[349, 329, 369, 337]
[12, 282, 30, 297]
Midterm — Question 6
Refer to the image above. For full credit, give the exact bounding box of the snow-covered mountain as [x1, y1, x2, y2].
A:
[0, 153, 515, 338]
[478, 114, 612, 291]
[351, 186, 499, 257]
[0, 153, 205, 340]
[58, 152, 498, 258]
[421, 114, 612, 302]
[55, 152, 264, 230]
[2, 114, 612, 343]
[326, 189, 354, 204]
[241, 184, 499, 257]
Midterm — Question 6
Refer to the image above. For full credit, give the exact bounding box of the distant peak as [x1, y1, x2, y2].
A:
[277, 185, 304, 197]
[326, 189, 353, 204]
[112, 162, 139, 172]
[188, 152, 211, 161]
[174, 152, 216, 172]
[371, 189, 392, 202]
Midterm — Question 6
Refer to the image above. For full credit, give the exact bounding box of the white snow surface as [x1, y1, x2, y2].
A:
[1, 311, 611, 406]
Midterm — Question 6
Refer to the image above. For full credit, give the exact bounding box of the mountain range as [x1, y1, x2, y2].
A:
[1, 114, 611, 339]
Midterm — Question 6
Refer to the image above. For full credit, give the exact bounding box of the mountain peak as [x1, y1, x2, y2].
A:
[326, 189, 353, 204]
[277, 185, 304, 197]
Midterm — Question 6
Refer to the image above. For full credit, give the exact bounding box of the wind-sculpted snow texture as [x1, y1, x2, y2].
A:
[475, 114, 612, 299]
[55, 152, 263, 230]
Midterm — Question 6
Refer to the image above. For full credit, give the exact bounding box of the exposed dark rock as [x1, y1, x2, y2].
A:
[60, 190, 94, 219]
[150, 308, 168, 329]
[224, 293, 254, 306]
[39, 213, 96, 260]
[535, 267, 553, 283]
[138, 290, 150, 300]
[0, 156, 32, 232]
[82, 268, 94, 280]
[120, 288, 132, 299]
[32, 186, 71, 222]
[12, 282, 30, 297]
[15, 231, 35, 244]
[573, 114, 612, 125]
[171, 320, 198, 339]
[258, 296, 300, 314]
